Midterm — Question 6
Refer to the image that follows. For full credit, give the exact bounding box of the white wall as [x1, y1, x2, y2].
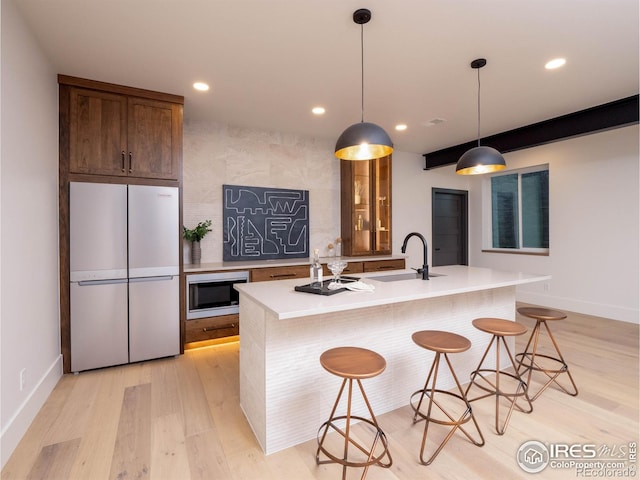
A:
[469, 125, 639, 323]
[0, 0, 62, 468]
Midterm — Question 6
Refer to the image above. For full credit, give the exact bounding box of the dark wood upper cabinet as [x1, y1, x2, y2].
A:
[69, 88, 127, 176]
[127, 97, 181, 180]
[61, 75, 183, 181]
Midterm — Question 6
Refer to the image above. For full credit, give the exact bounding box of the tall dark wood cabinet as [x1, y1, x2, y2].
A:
[58, 75, 184, 373]
[340, 155, 392, 256]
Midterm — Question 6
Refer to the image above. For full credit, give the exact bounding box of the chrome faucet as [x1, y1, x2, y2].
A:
[401, 232, 429, 280]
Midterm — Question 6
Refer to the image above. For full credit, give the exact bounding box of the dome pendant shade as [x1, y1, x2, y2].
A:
[335, 8, 393, 161]
[455, 146, 506, 175]
[456, 58, 506, 175]
[335, 122, 394, 161]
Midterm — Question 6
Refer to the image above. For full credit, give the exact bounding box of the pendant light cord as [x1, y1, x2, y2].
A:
[360, 22, 365, 123]
[476, 66, 481, 147]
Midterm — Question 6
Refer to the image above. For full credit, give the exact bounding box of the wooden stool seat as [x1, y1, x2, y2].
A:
[412, 330, 471, 354]
[410, 331, 484, 465]
[316, 346, 392, 479]
[472, 317, 528, 337]
[516, 307, 578, 401]
[517, 307, 567, 322]
[320, 346, 386, 379]
[466, 318, 533, 435]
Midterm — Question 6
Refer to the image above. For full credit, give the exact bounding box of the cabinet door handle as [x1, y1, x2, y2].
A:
[128, 152, 133, 173]
[377, 265, 395, 270]
[270, 273, 297, 278]
[121, 151, 126, 172]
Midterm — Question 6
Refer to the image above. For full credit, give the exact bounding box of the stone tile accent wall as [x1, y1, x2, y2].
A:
[183, 120, 340, 264]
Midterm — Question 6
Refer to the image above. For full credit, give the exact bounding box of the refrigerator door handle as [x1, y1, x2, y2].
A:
[77, 278, 128, 287]
[129, 275, 175, 283]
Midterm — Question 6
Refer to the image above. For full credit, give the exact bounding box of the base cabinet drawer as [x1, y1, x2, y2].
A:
[363, 259, 406, 272]
[249, 259, 401, 282]
[185, 314, 238, 343]
[251, 265, 310, 282]
[342, 261, 364, 274]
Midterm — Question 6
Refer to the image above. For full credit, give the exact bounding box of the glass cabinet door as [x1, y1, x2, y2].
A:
[340, 155, 392, 256]
[352, 161, 371, 254]
[373, 156, 391, 253]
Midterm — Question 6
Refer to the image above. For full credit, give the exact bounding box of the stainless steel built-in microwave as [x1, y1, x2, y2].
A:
[186, 271, 249, 320]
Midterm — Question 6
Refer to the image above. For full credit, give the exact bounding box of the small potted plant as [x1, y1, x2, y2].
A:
[183, 220, 212, 264]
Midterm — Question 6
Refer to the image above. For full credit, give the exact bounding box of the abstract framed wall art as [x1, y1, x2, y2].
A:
[223, 184, 309, 261]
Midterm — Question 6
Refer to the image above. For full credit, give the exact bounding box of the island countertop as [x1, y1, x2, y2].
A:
[234, 265, 551, 320]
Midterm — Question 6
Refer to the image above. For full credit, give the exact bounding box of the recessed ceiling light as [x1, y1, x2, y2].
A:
[423, 118, 446, 127]
[395, 124, 407, 131]
[193, 82, 210, 91]
[545, 58, 566, 70]
[312, 106, 326, 115]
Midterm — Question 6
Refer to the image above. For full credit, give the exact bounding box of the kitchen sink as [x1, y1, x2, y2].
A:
[372, 272, 445, 282]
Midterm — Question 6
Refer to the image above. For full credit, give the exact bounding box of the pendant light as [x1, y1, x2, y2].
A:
[456, 58, 506, 175]
[335, 8, 393, 161]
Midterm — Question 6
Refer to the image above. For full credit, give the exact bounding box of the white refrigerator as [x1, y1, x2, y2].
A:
[70, 182, 180, 372]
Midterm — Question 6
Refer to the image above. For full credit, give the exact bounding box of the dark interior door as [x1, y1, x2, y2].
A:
[432, 188, 468, 266]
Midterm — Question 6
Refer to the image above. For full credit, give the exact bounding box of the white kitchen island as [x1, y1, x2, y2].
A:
[235, 265, 550, 455]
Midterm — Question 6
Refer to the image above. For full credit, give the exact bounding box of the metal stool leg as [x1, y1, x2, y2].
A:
[411, 352, 484, 464]
[466, 334, 533, 435]
[517, 320, 578, 400]
[316, 378, 392, 479]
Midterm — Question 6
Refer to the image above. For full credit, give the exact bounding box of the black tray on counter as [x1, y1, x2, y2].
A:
[294, 276, 360, 295]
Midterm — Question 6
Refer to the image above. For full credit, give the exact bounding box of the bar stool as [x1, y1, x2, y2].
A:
[516, 307, 578, 401]
[316, 346, 392, 480]
[465, 318, 533, 435]
[410, 331, 484, 465]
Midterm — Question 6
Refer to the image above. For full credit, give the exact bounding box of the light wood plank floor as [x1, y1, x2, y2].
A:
[3, 305, 638, 479]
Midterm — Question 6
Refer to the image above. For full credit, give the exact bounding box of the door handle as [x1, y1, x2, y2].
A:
[128, 152, 133, 173]
[129, 276, 174, 283]
[77, 278, 128, 286]
[121, 151, 126, 172]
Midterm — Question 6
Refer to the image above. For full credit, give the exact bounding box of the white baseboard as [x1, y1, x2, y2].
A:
[517, 292, 639, 324]
[0, 354, 63, 469]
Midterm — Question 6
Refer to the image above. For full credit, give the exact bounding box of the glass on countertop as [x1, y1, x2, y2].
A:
[327, 260, 348, 289]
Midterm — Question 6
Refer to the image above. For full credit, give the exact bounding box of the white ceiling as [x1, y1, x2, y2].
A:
[14, 0, 640, 155]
